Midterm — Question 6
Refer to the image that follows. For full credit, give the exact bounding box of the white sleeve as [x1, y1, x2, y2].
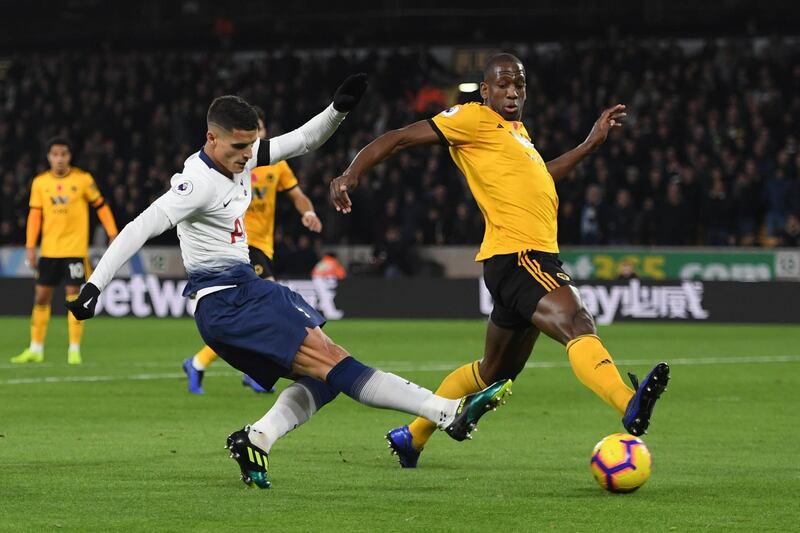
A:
[87, 203, 173, 291]
[151, 173, 216, 226]
[88, 174, 214, 291]
[267, 104, 347, 164]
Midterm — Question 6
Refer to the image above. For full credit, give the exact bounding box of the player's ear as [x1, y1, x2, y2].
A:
[206, 130, 216, 145]
[479, 82, 489, 101]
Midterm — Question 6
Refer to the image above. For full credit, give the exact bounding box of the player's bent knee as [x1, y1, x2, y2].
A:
[33, 288, 54, 306]
[565, 308, 596, 340]
[293, 328, 350, 380]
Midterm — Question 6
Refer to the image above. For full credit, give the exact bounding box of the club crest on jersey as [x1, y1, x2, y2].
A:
[510, 131, 535, 150]
[440, 105, 461, 117]
[173, 181, 193, 196]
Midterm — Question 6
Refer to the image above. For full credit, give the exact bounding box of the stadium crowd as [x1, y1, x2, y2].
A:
[1, 37, 799, 275]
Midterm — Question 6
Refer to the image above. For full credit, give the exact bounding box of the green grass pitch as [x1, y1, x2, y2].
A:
[1, 317, 799, 531]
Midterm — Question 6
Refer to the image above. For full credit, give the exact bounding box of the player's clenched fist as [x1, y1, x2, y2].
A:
[65, 282, 101, 321]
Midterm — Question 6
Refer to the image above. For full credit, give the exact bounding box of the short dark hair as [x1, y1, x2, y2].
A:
[252, 105, 266, 124]
[46, 136, 72, 152]
[483, 53, 524, 80]
[207, 95, 258, 132]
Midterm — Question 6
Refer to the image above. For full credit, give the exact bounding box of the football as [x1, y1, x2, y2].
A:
[590, 433, 652, 493]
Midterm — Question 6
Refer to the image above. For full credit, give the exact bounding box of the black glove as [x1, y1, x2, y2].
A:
[65, 282, 101, 321]
[332, 73, 368, 112]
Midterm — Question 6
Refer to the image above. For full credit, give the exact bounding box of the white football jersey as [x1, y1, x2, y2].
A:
[86, 103, 347, 294]
[153, 139, 260, 276]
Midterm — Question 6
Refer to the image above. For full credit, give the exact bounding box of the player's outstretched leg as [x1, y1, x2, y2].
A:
[322, 354, 512, 439]
[441, 378, 512, 441]
[385, 378, 511, 466]
[387, 360, 487, 468]
[622, 362, 670, 436]
[227, 377, 338, 488]
[385, 378, 511, 464]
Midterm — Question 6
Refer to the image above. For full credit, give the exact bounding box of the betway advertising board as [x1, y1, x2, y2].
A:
[1, 277, 797, 324]
[2, 247, 800, 281]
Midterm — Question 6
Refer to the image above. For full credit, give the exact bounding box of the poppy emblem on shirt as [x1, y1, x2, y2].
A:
[173, 181, 193, 196]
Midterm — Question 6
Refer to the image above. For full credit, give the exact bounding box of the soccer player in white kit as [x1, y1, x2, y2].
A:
[66, 74, 512, 489]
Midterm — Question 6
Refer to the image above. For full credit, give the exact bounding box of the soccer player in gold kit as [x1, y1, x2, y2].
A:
[183, 106, 323, 394]
[331, 54, 670, 467]
[12, 138, 118, 365]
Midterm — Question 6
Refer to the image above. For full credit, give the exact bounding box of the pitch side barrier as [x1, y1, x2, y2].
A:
[1, 277, 797, 324]
[2, 246, 800, 281]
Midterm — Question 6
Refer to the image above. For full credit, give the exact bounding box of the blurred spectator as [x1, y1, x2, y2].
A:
[0, 38, 799, 255]
[659, 180, 691, 245]
[281, 234, 320, 278]
[312, 252, 347, 280]
[373, 226, 418, 277]
[617, 260, 639, 280]
[763, 168, 792, 237]
[703, 174, 734, 245]
[606, 189, 636, 245]
[777, 214, 800, 247]
[580, 184, 605, 244]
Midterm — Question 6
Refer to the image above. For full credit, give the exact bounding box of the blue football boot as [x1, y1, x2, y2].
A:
[385, 425, 422, 468]
[242, 374, 276, 393]
[182, 357, 204, 395]
[622, 362, 670, 436]
[225, 426, 271, 489]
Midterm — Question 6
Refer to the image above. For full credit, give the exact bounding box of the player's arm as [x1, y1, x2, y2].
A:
[85, 175, 119, 242]
[330, 120, 440, 213]
[25, 178, 43, 269]
[24, 208, 42, 269]
[255, 74, 368, 167]
[91, 198, 119, 243]
[546, 104, 626, 181]
[66, 175, 213, 320]
[285, 187, 321, 233]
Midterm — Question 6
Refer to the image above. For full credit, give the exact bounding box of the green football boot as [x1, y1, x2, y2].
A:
[444, 379, 513, 441]
[10, 348, 43, 364]
[67, 348, 82, 365]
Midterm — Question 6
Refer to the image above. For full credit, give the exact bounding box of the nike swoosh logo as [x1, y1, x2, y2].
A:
[223, 199, 231, 207]
[82, 297, 94, 309]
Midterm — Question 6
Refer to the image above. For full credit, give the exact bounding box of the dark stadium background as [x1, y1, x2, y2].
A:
[1, 0, 798, 280]
[2, 5, 800, 530]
